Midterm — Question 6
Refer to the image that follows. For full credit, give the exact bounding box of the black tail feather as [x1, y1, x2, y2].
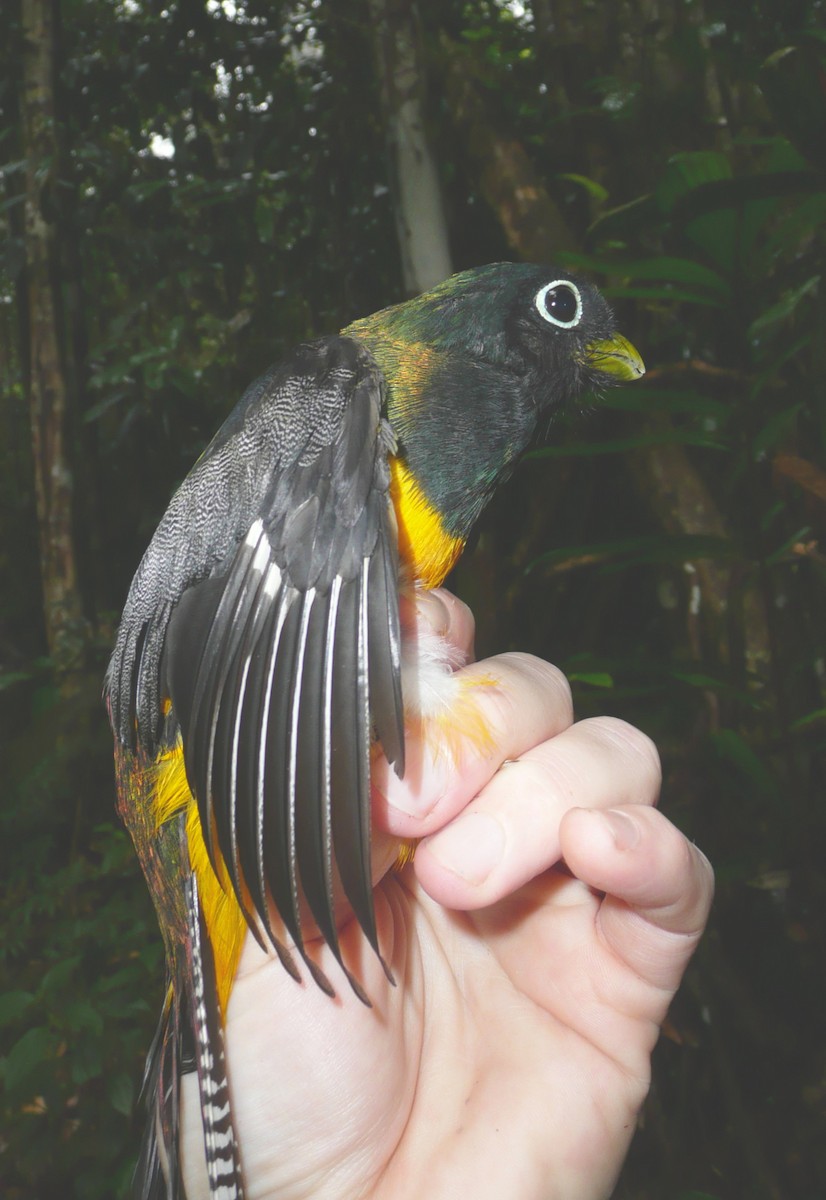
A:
[133, 983, 184, 1200]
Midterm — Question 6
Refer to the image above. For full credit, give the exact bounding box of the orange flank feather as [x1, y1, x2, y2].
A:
[152, 745, 247, 1020]
[391, 672, 498, 873]
[394, 841, 418, 869]
[405, 669, 498, 764]
[425, 671, 498, 760]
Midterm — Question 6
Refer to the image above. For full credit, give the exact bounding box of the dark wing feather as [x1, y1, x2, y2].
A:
[255, 585, 336, 991]
[293, 591, 333, 943]
[107, 337, 406, 1200]
[367, 531, 405, 774]
[123, 336, 404, 996]
[133, 977, 183, 1200]
[329, 565, 387, 973]
[188, 522, 271, 872]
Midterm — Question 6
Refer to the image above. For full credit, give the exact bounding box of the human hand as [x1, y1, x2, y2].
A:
[181, 591, 713, 1200]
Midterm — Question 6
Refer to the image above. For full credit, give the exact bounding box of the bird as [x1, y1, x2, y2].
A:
[105, 261, 644, 1199]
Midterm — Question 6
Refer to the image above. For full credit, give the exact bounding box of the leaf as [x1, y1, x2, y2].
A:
[38, 956, 83, 999]
[667, 172, 817, 272]
[255, 194, 276, 243]
[70, 1037, 103, 1086]
[709, 729, 780, 799]
[0, 990, 34, 1026]
[557, 173, 609, 203]
[0, 670, 33, 692]
[671, 673, 760, 708]
[527, 534, 736, 575]
[751, 405, 803, 458]
[790, 708, 826, 732]
[570, 672, 614, 688]
[672, 670, 728, 689]
[759, 46, 826, 171]
[687, 212, 739, 276]
[587, 192, 658, 240]
[595, 386, 728, 420]
[558, 251, 730, 296]
[764, 524, 813, 566]
[3, 1027, 57, 1092]
[749, 334, 810, 396]
[82, 390, 130, 424]
[95, 965, 147, 994]
[107, 1072, 134, 1117]
[763, 193, 826, 260]
[125, 179, 170, 202]
[64, 1000, 105, 1038]
[528, 430, 727, 458]
[602, 284, 726, 309]
[655, 151, 733, 213]
[748, 276, 820, 340]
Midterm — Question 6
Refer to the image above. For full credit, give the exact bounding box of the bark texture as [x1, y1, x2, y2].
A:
[370, 0, 453, 294]
[442, 35, 578, 261]
[21, 0, 88, 680]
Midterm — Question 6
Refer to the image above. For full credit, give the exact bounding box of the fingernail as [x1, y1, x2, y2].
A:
[425, 812, 505, 884]
[377, 753, 447, 819]
[603, 809, 640, 851]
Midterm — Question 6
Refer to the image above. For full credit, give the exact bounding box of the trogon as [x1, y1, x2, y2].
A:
[105, 262, 644, 1198]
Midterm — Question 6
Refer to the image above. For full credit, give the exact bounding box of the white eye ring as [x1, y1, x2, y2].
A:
[534, 279, 583, 328]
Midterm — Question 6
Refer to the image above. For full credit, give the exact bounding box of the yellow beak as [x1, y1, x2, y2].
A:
[585, 333, 645, 381]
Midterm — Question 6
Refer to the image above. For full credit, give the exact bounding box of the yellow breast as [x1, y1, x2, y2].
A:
[388, 456, 464, 589]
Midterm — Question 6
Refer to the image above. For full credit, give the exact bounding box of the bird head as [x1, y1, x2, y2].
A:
[345, 262, 644, 542]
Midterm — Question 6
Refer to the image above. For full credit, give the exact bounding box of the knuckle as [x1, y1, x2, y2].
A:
[509, 652, 573, 704]
[488, 653, 573, 725]
[591, 716, 662, 786]
[446, 592, 476, 645]
[413, 590, 451, 636]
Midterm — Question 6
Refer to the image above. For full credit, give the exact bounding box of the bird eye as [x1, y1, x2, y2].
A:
[534, 280, 583, 329]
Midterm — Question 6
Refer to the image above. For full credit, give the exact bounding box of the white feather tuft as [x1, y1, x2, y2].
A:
[401, 621, 466, 718]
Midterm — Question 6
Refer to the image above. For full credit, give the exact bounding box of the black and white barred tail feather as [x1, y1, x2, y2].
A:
[185, 873, 245, 1200]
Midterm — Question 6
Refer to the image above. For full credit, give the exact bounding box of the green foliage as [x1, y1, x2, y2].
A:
[449, 10, 826, 1198]
[542, 51, 825, 1200]
[1, 694, 159, 1198]
[2, 0, 825, 1197]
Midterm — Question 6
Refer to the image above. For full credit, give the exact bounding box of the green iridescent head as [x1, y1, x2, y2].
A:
[346, 262, 644, 536]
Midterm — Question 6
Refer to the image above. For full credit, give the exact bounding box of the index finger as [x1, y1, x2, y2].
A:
[561, 804, 714, 993]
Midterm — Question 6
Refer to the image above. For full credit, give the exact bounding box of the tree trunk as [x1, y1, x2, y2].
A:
[440, 32, 771, 677]
[21, 0, 88, 683]
[369, 0, 453, 294]
[441, 35, 578, 261]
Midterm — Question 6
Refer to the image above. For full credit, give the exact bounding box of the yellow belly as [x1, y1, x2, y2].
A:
[153, 745, 246, 1020]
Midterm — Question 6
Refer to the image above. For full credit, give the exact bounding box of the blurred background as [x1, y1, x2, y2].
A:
[1, 1, 824, 1196]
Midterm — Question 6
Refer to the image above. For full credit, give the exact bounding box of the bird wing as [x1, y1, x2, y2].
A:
[106, 335, 405, 995]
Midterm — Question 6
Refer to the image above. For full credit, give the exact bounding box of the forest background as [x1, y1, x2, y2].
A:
[1, 1, 825, 1197]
